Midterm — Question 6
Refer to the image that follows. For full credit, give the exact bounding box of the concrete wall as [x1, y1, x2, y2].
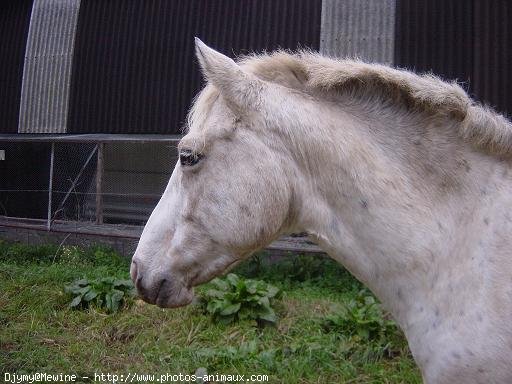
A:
[0, 225, 138, 258]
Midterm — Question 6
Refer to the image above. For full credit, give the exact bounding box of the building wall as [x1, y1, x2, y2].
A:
[19, 0, 81, 133]
[3, 0, 511, 134]
[0, 1, 33, 134]
[0, 142, 51, 218]
[2, 1, 322, 135]
[395, 0, 512, 117]
[67, 0, 321, 134]
[320, 0, 396, 64]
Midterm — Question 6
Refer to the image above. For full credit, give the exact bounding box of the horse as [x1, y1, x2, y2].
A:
[131, 38, 512, 383]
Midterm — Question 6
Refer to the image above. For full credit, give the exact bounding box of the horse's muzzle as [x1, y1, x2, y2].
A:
[130, 259, 194, 308]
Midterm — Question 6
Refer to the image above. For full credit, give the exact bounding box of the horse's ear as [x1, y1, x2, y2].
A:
[194, 38, 263, 111]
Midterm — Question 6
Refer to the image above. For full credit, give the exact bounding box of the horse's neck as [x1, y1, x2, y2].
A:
[290, 105, 512, 332]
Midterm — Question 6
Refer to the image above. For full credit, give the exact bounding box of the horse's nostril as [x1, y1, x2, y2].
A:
[129, 264, 172, 305]
[158, 278, 167, 290]
[155, 278, 168, 303]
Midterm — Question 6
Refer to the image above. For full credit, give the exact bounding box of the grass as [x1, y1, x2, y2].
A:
[0, 240, 422, 383]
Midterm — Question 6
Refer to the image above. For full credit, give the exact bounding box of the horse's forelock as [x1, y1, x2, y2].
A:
[186, 85, 220, 134]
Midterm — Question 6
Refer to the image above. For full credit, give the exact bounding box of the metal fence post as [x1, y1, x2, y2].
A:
[95, 142, 104, 224]
[47, 142, 55, 231]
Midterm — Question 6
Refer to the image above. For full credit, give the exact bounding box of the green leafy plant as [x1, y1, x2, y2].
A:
[200, 273, 280, 325]
[64, 277, 135, 312]
[323, 289, 400, 355]
[288, 254, 325, 281]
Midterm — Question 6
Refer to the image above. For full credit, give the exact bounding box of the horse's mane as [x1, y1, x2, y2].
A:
[189, 51, 512, 156]
[237, 51, 512, 157]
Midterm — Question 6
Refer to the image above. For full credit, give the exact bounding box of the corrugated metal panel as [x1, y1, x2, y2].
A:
[320, 0, 396, 64]
[67, 0, 322, 134]
[395, 0, 511, 116]
[18, 0, 81, 133]
[0, 1, 33, 133]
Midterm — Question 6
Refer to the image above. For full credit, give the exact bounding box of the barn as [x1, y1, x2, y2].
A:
[0, 0, 510, 253]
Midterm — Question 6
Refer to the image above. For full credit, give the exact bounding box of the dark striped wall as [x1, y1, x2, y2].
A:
[67, 0, 322, 134]
[2, 1, 511, 135]
[0, 1, 33, 133]
[395, 0, 512, 117]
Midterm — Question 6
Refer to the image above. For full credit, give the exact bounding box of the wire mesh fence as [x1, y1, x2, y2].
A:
[0, 139, 178, 230]
[0, 137, 322, 254]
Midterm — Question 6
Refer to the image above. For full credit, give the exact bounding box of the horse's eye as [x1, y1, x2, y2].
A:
[179, 150, 203, 166]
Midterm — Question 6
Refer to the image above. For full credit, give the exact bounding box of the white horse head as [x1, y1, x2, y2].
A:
[131, 39, 295, 308]
[132, 39, 512, 383]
